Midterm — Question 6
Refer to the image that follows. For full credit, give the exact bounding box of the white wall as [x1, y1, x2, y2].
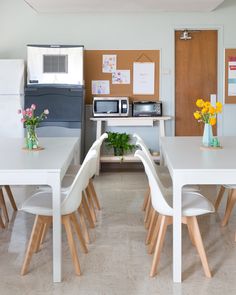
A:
[1, 0, 236, 150]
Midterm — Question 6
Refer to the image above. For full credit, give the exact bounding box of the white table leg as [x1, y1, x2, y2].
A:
[50, 174, 62, 283]
[96, 121, 102, 175]
[173, 177, 182, 283]
[159, 120, 165, 166]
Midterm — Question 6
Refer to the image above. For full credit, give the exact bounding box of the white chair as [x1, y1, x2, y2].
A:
[215, 185, 236, 226]
[135, 150, 215, 278]
[134, 135, 200, 231]
[59, 133, 108, 224]
[20, 150, 97, 276]
[37, 133, 108, 227]
[133, 134, 170, 179]
[135, 136, 200, 193]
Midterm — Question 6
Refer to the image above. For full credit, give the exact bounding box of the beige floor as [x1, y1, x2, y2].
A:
[0, 172, 236, 295]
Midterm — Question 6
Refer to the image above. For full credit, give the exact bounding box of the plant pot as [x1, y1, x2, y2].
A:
[202, 123, 213, 147]
[113, 147, 124, 156]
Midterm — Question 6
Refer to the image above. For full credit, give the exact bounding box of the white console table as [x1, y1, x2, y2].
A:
[90, 116, 171, 175]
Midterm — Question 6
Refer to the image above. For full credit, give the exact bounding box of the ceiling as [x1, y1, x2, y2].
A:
[24, 0, 225, 13]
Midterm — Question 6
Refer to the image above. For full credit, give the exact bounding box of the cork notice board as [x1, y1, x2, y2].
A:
[84, 50, 160, 104]
[225, 48, 236, 104]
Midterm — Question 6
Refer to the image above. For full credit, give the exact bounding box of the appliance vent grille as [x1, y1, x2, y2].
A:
[43, 55, 68, 73]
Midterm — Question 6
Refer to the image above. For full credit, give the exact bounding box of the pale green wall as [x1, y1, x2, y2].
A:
[1, 0, 236, 140]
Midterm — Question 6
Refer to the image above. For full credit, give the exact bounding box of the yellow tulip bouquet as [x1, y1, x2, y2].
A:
[193, 99, 222, 126]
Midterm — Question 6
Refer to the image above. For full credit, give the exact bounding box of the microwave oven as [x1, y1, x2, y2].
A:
[132, 101, 162, 117]
[93, 97, 129, 117]
[27, 44, 84, 85]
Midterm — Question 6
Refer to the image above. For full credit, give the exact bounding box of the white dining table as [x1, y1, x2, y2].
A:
[161, 136, 236, 282]
[0, 137, 79, 282]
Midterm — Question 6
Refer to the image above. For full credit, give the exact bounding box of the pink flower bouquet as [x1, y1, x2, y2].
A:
[18, 104, 49, 127]
[18, 104, 49, 149]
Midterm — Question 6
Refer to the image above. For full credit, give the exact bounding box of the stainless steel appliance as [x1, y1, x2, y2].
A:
[93, 97, 129, 117]
[132, 101, 162, 117]
[27, 44, 84, 85]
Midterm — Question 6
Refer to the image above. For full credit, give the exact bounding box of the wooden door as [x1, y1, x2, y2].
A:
[175, 30, 217, 136]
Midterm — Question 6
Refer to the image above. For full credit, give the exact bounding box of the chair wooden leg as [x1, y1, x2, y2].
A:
[34, 223, 45, 253]
[142, 187, 150, 211]
[148, 215, 162, 254]
[21, 215, 43, 275]
[0, 210, 5, 228]
[62, 215, 81, 276]
[78, 206, 90, 244]
[144, 194, 151, 224]
[185, 217, 195, 246]
[221, 189, 236, 227]
[85, 187, 97, 223]
[146, 210, 158, 245]
[34, 217, 52, 252]
[214, 185, 225, 211]
[70, 212, 88, 254]
[189, 216, 211, 278]
[146, 206, 154, 230]
[0, 188, 9, 223]
[82, 192, 95, 228]
[40, 223, 50, 246]
[150, 215, 170, 277]
[89, 179, 101, 210]
[4, 185, 17, 211]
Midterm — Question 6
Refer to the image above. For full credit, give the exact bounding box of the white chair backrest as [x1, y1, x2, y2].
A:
[135, 150, 172, 216]
[61, 150, 97, 215]
[135, 138, 168, 189]
[133, 133, 143, 142]
[135, 137, 156, 170]
[83, 133, 108, 178]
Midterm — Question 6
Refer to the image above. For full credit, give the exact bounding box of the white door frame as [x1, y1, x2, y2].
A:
[171, 25, 224, 136]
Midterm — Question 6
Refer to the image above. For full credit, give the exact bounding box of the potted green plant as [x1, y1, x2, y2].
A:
[105, 132, 136, 156]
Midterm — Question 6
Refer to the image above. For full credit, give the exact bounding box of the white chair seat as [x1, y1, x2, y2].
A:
[155, 165, 169, 175]
[182, 192, 215, 217]
[21, 191, 67, 216]
[37, 175, 75, 193]
[158, 172, 200, 192]
[224, 184, 236, 189]
[156, 167, 200, 192]
[65, 164, 81, 176]
[163, 190, 214, 217]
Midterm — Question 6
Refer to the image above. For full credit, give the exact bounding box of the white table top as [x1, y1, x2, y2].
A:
[0, 137, 78, 173]
[161, 136, 236, 171]
[90, 116, 171, 121]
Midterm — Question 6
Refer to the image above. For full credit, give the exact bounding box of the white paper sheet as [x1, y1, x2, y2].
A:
[102, 55, 117, 73]
[133, 62, 155, 95]
[228, 60, 236, 96]
[92, 80, 110, 95]
[112, 70, 130, 84]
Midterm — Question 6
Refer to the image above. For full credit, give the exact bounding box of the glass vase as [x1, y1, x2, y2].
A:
[202, 123, 213, 147]
[26, 125, 39, 150]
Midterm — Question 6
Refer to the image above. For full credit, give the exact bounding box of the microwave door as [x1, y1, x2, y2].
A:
[94, 100, 119, 115]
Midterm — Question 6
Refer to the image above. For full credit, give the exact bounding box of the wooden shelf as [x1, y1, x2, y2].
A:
[91, 116, 171, 127]
[91, 116, 171, 174]
[100, 154, 160, 163]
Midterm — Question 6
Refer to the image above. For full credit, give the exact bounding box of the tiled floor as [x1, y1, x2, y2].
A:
[0, 172, 236, 295]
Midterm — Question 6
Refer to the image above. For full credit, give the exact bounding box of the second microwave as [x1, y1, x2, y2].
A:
[93, 97, 129, 117]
